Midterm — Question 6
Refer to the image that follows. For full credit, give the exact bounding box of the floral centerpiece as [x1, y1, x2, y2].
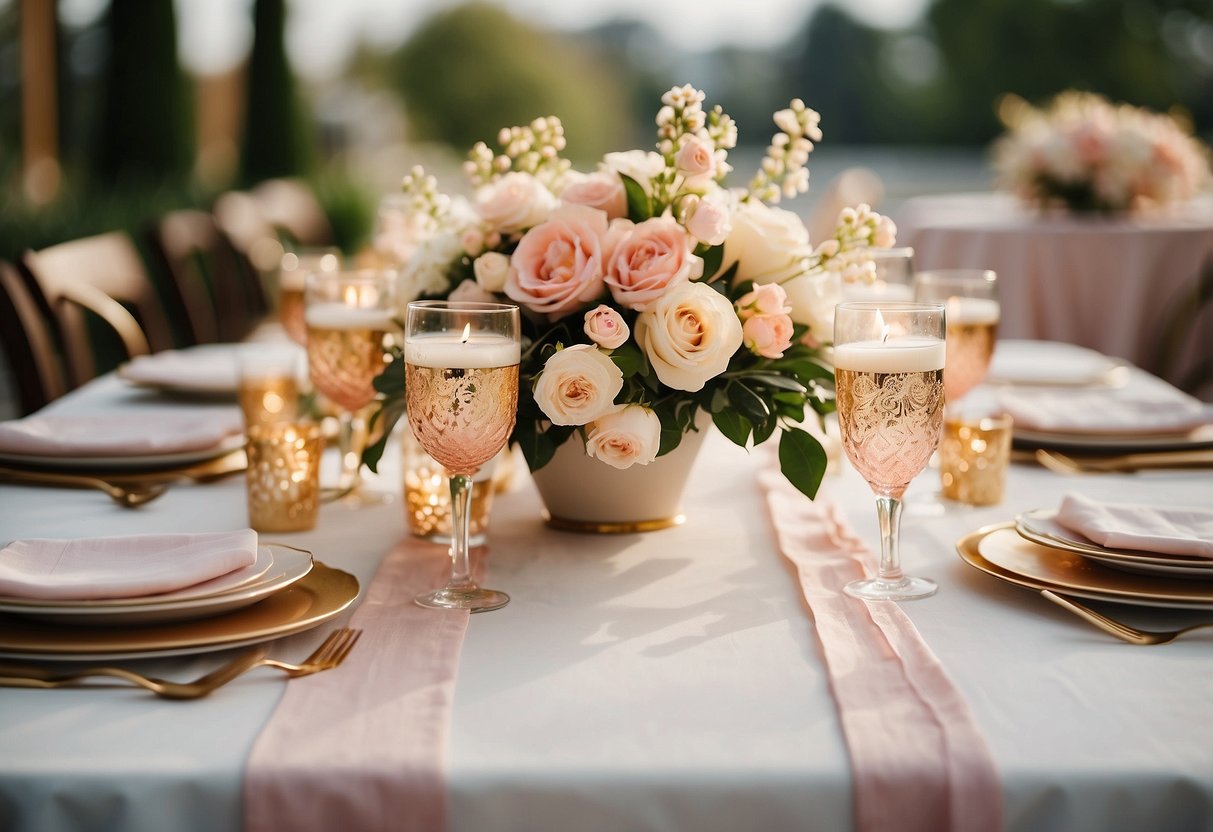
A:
[993, 90, 1210, 214]
[367, 85, 897, 502]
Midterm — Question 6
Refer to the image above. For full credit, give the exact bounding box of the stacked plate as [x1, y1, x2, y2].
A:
[0, 545, 359, 660]
[957, 516, 1213, 610]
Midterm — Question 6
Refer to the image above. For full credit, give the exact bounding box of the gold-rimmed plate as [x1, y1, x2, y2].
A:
[1015, 509, 1213, 578]
[957, 524, 1213, 609]
[0, 561, 358, 660]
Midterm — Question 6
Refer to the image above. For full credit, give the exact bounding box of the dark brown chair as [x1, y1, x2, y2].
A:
[20, 232, 165, 387]
[152, 209, 263, 343]
[0, 260, 68, 414]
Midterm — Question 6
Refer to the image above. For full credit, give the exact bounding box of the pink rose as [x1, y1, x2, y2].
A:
[475, 172, 557, 236]
[583, 304, 630, 349]
[675, 135, 716, 179]
[448, 279, 498, 305]
[734, 282, 791, 321]
[585, 405, 662, 469]
[561, 172, 627, 220]
[742, 313, 795, 359]
[505, 204, 612, 320]
[685, 194, 731, 246]
[606, 217, 703, 311]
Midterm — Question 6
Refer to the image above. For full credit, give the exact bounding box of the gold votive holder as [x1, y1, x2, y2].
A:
[402, 431, 495, 546]
[245, 422, 325, 533]
[939, 413, 1013, 506]
[237, 351, 304, 428]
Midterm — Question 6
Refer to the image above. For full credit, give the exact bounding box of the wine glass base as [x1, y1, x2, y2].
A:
[415, 587, 510, 612]
[844, 575, 938, 602]
[321, 485, 396, 507]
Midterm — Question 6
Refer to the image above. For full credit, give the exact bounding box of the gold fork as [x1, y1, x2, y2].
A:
[1035, 448, 1213, 475]
[1041, 590, 1213, 645]
[0, 627, 362, 699]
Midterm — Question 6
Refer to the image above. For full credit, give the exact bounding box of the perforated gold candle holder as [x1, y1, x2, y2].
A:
[245, 422, 325, 532]
[402, 432, 494, 546]
[939, 413, 1013, 506]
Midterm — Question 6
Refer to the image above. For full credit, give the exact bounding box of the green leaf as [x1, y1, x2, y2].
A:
[752, 413, 778, 446]
[743, 373, 808, 394]
[373, 353, 405, 395]
[782, 359, 835, 384]
[362, 398, 406, 474]
[620, 173, 652, 223]
[778, 427, 828, 500]
[712, 407, 751, 447]
[727, 381, 770, 423]
[516, 423, 574, 472]
[609, 342, 645, 378]
[698, 243, 724, 280]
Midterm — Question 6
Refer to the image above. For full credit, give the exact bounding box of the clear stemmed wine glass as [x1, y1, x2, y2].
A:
[304, 268, 397, 502]
[279, 248, 341, 346]
[834, 301, 947, 601]
[842, 246, 916, 302]
[405, 300, 520, 612]
[912, 269, 1000, 412]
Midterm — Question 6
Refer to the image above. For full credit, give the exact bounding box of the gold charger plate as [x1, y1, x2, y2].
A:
[0, 561, 359, 660]
[957, 524, 1213, 609]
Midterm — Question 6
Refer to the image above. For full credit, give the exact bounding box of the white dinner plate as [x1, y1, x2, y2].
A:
[0, 545, 313, 625]
[0, 561, 357, 660]
[987, 340, 1128, 388]
[0, 432, 246, 472]
[957, 524, 1213, 609]
[1012, 424, 1213, 452]
[1015, 509, 1213, 578]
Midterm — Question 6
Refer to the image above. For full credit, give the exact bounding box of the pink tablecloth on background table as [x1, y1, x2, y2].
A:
[899, 193, 1213, 398]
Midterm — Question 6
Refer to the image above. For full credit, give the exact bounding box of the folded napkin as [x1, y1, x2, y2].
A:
[1056, 494, 1213, 559]
[0, 529, 259, 600]
[997, 388, 1213, 435]
[120, 345, 250, 392]
[0, 411, 243, 458]
[986, 340, 1117, 386]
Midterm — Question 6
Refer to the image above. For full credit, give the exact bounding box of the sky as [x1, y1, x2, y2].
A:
[56, 0, 930, 79]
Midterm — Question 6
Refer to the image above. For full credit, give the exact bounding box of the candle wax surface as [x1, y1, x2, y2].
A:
[833, 338, 947, 373]
[946, 297, 1000, 325]
[304, 302, 395, 331]
[406, 333, 520, 369]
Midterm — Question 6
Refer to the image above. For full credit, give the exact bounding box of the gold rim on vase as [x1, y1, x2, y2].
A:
[542, 512, 686, 534]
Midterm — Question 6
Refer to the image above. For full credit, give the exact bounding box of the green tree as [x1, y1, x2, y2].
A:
[392, 3, 629, 163]
[94, 0, 193, 188]
[240, 0, 313, 185]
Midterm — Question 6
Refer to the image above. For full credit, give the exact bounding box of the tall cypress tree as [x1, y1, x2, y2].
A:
[239, 0, 312, 186]
[94, 0, 193, 188]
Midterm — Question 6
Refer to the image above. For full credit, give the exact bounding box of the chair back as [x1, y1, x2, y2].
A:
[21, 232, 165, 386]
[0, 260, 67, 414]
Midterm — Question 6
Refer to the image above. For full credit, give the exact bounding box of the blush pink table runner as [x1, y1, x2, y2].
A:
[760, 469, 1002, 832]
[244, 541, 480, 831]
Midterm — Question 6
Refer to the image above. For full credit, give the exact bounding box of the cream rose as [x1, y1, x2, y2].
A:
[722, 199, 812, 285]
[684, 193, 731, 247]
[583, 304, 630, 349]
[475, 171, 557, 236]
[561, 171, 627, 220]
[448, 279, 498, 305]
[505, 204, 612, 320]
[782, 269, 841, 338]
[601, 150, 666, 195]
[635, 281, 743, 392]
[533, 344, 623, 426]
[606, 217, 703, 311]
[473, 251, 511, 292]
[585, 405, 662, 469]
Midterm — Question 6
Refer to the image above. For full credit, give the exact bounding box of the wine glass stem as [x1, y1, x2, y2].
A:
[875, 494, 905, 584]
[336, 408, 370, 492]
[447, 473, 475, 590]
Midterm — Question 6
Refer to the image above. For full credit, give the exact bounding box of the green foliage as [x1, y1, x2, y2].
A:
[240, 0, 314, 185]
[391, 3, 630, 164]
[307, 173, 376, 255]
[94, 0, 194, 188]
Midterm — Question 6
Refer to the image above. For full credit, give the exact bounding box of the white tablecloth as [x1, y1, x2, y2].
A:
[899, 193, 1213, 398]
[2, 352, 1213, 831]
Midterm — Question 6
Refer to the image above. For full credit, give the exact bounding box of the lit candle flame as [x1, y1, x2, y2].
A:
[343, 285, 359, 306]
[460, 323, 471, 343]
[876, 309, 891, 343]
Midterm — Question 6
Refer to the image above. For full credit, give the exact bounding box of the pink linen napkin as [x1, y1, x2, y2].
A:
[245, 540, 478, 832]
[1056, 494, 1213, 558]
[760, 469, 1001, 832]
[0, 529, 259, 600]
[997, 389, 1213, 435]
[0, 412, 243, 457]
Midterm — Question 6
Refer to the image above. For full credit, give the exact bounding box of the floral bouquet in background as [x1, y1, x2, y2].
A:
[368, 84, 898, 500]
[993, 90, 1211, 215]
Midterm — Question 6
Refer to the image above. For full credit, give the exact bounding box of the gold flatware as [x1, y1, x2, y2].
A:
[1035, 448, 1213, 474]
[0, 466, 169, 507]
[0, 627, 362, 699]
[1040, 590, 1213, 645]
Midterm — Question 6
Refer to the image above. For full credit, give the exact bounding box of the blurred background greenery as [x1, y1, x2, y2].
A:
[0, 0, 1210, 260]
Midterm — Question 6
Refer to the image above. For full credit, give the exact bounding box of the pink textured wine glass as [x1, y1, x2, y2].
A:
[834, 301, 947, 601]
[405, 301, 520, 612]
